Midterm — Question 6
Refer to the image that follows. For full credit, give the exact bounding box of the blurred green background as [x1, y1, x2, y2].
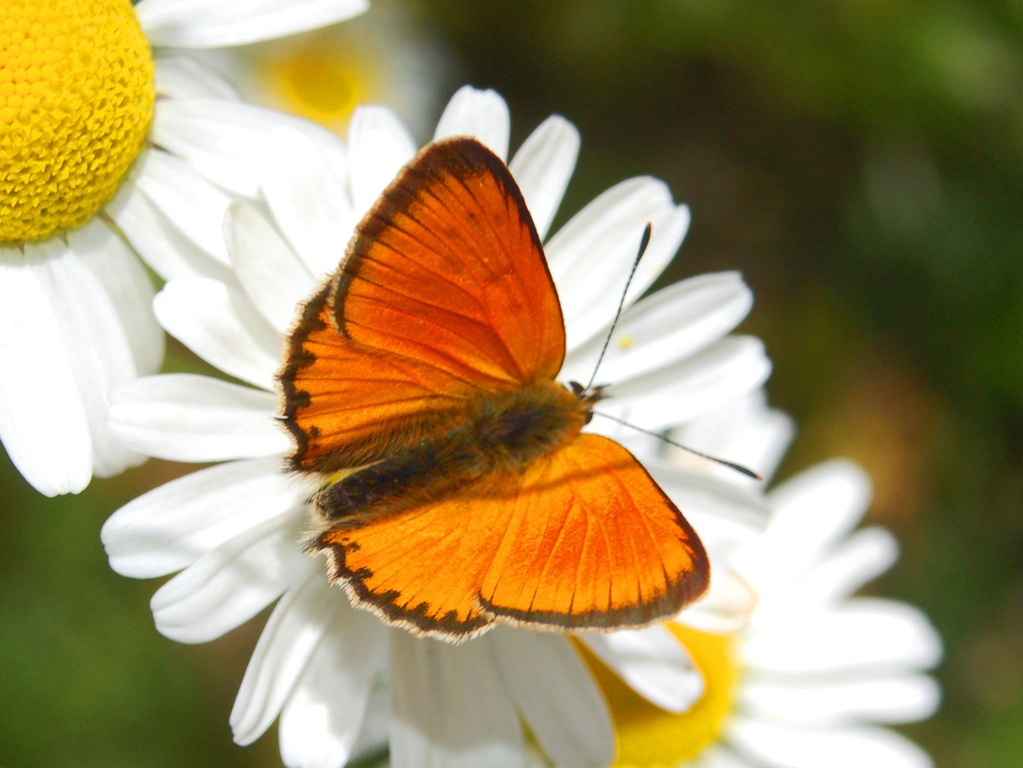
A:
[3, 1, 1023, 765]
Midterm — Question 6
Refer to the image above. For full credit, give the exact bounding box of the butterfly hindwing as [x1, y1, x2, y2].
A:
[316, 434, 708, 640]
[280, 138, 566, 473]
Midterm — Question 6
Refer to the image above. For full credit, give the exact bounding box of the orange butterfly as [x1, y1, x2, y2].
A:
[278, 137, 709, 641]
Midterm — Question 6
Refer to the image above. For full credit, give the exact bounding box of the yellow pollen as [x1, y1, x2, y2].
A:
[0, 0, 154, 244]
[261, 39, 378, 130]
[580, 625, 741, 767]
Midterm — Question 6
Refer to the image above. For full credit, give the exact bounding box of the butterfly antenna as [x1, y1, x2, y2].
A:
[591, 411, 763, 480]
[584, 223, 653, 392]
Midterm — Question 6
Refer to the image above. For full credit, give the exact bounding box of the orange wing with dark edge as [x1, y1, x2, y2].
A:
[317, 434, 710, 639]
[279, 137, 566, 473]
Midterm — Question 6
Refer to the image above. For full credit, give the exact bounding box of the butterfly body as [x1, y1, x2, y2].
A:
[279, 137, 709, 641]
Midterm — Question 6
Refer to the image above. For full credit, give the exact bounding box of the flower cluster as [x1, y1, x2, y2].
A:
[2, 5, 941, 768]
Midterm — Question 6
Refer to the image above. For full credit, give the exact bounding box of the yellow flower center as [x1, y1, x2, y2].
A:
[0, 0, 154, 244]
[259, 38, 377, 130]
[581, 625, 741, 767]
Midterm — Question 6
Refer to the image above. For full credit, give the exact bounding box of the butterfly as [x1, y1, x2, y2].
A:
[278, 136, 709, 642]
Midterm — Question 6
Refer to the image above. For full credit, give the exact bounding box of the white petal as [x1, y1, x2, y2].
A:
[643, 461, 770, 552]
[508, 116, 580, 240]
[137, 0, 368, 48]
[132, 148, 233, 267]
[741, 598, 944, 675]
[108, 374, 290, 462]
[279, 605, 388, 768]
[791, 527, 900, 608]
[735, 460, 872, 595]
[582, 625, 703, 713]
[154, 55, 240, 101]
[68, 219, 164, 376]
[668, 390, 795, 487]
[490, 629, 614, 768]
[153, 99, 350, 199]
[597, 336, 772, 431]
[0, 246, 91, 495]
[739, 672, 941, 726]
[727, 718, 934, 768]
[560, 272, 752, 385]
[347, 678, 391, 764]
[231, 574, 343, 745]
[29, 238, 144, 478]
[546, 178, 689, 352]
[152, 513, 312, 643]
[691, 745, 752, 768]
[434, 86, 511, 160]
[261, 128, 356, 280]
[678, 568, 757, 634]
[390, 632, 522, 768]
[102, 457, 309, 578]
[106, 180, 233, 281]
[347, 105, 417, 219]
[225, 202, 317, 332]
[155, 278, 282, 390]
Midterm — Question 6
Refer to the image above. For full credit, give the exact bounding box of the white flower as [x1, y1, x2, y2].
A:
[0, 0, 366, 496]
[197, 3, 449, 139]
[101, 86, 772, 767]
[600, 396, 942, 768]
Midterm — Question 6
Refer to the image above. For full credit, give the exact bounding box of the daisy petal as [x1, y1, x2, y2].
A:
[261, 128, 355, 279]
[108, 374, 290, 462]
[668, 390, 795, 487]
[678, 568, 757, 634]
[69, 220, 163, 376]
[434, 86, 511, 160]
[106, 180, 233, 282]
[154, 278, 281, 390]
[546, 178, 689, 352]
[491, 629, 614, 768]
[347, 105, 417, 218]
[794, 526, 900, 607]
[582, 625, 703, 713]
[727, 718, 934, 768]
[136, 0, 369, 48]
[560, 272, 752, 385]
[102, 458, 307, 578]
[692, 745, 752, 768]
[739, 672, 942, 726]
[132, 149, 233, 267]
[154, 55, 240, 101]
[390, 631, 522, 768]
[0, 246, 90, 496]
[278, 605, 386, 768]
[741, 598, 944, 674]
[225, 202, 317, 332]
[601, 336, 772, 430]
[737, 460, 872, 594]
[152, 513, 312, 644]
[508, 116, 580, 240]
[30, 238, 144, 478]
[231, 575, 341, 746]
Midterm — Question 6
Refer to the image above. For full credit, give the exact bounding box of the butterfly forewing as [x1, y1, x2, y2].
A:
[280, 138, 566, 473]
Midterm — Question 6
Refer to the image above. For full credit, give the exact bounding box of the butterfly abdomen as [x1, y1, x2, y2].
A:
[313, 379, 589, 523]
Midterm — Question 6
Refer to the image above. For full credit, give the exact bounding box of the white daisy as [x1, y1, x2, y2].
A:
[101, 86, 772, 767]
[0, 0, 367, 496]
[198, 1, 449, 139]
[594, 396, 942, 768]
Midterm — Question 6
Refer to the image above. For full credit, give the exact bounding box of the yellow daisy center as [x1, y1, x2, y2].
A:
[260, 39, 378, 130]
[582, 625, 741, 767]
[0, 0, 154, 244]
